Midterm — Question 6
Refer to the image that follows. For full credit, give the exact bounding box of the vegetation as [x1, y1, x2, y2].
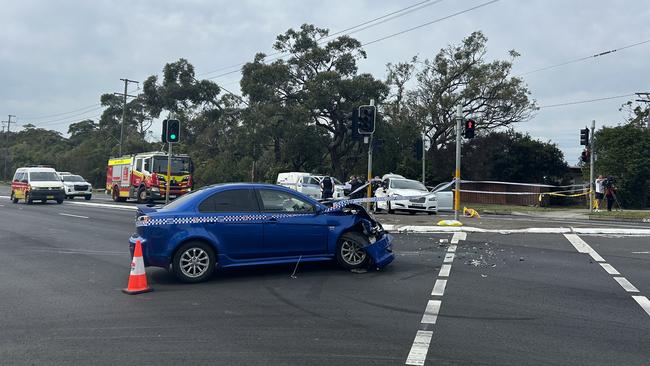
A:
[1, 26, 568, 193]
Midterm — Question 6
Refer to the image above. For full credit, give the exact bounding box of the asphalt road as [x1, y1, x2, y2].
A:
[0, 196, 649, 365]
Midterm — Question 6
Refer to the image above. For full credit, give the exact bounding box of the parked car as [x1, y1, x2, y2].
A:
[58, 173, 93, 200]
[374, 178, 437, 214]
[10, 167, 65, 204]
[131, 183, 394, 283]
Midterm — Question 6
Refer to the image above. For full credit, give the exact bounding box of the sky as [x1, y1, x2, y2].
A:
[1, 0, 649, 166]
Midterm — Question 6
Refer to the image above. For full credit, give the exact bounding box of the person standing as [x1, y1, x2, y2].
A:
[594, 175, 605, 212]
[320, 175, 334, 199]
[604, 180, 616, 212]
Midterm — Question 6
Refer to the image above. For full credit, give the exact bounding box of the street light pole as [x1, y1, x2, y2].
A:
[454, 105, 462, 221]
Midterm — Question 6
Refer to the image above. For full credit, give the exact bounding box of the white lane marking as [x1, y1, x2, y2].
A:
[447, 244, 457, 252]
[384, 225, 650, 236]
[66, 201, 137, 210]
[431, 279, 447, 297]
[564, 233, 589, 253]
[563, 233, 605, 261]
[613, 277, 640, 293]
[451, 232, 466, 243]
[443, 253, 455, 263]
[405, 330, 433, 366]
[438, 264, 451, 277]
[58, 213, 89, 219]
[632, 251, 650, 254]
[632, 296, 650, 317]
[421, 300, 441, 324]
[599, 263, 620, 275]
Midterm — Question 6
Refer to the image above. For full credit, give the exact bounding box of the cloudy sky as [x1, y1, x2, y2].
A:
[1, 0, 648, 165]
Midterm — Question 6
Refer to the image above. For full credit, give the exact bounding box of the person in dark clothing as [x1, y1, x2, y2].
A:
[320, 176, 334, 199]
[605, 183, 616, 211]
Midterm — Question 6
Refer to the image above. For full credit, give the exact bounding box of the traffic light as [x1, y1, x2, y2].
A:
[162, 119, 181, 143]
[413, 137, 423, 160]
[464, 118, 476, 139]
[580, 127, 589, 146]
[581, 149, 590, 163]
[357, 105, 376, 135]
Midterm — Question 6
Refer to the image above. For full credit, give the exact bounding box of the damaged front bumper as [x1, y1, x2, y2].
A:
[364, 233, 394, 269]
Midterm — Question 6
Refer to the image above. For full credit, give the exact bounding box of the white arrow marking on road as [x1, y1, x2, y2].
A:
[58, 212, 89, 219]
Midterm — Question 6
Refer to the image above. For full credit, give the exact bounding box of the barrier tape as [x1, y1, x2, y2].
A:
[136, 180, 589, 227]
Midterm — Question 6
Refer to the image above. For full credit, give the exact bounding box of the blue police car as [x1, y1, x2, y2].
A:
[130, 183, 394, 283]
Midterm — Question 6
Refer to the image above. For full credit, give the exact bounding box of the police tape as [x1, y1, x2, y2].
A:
[538, 189, 592, 202]
[137, 193, 435, 227]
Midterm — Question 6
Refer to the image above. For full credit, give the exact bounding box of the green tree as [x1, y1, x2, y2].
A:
[240, 24, 389, 179]
[595, 122, 650, 208]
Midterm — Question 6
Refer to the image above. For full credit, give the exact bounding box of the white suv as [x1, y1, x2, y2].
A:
[58, 173, 92, 200]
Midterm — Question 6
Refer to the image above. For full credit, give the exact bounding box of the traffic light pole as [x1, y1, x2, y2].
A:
[166, 142, 172, 205]
[454, 105, 462, 221]
[421, 131, 426, 185]
[366, 99, 375, 211]
[589, 120, 595, 213]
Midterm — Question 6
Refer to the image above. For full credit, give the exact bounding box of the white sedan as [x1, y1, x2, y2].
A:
[374, 178, 437, 214]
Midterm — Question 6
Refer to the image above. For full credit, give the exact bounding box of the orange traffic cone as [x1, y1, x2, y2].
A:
[122, 240, 153, 295]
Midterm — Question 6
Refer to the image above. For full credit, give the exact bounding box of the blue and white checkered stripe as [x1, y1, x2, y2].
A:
[136, 193, 433, 227]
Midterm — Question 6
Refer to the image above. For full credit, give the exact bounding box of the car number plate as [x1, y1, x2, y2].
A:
[47, 195, 54, 199]
[412, 204, 424, 208]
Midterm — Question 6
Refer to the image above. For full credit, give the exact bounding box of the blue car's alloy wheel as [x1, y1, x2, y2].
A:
[172, 241, 216, 283]
[336, 232, 370, 270]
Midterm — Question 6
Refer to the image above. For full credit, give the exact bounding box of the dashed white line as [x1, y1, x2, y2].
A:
[632, 251, 650, 254]
[631, 296, 650, 317]
[443, 253, 455, 263]
[58, 213, 89, 219]
[563, 233, 604, 261]
[431, 279, 448, 297]
[447, 244, 457, 252]
[613, 277, 640, 293]
[451, 232, 466, 243]
[421, 300, 441, 324]
[599, 263, 620, 275]
[438, 264, 451, 277]
[405, 330, 433, 366]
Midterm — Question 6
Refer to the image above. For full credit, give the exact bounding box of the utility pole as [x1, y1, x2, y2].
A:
[454, 105, 462, 221]
[421, 131, 426, 185]
[117, 78, 139, 156]
[2, 115, 15, 181]
[589, 120, 595, 213]
[635, 92, 650, 128]
[366, 99, 375, 211]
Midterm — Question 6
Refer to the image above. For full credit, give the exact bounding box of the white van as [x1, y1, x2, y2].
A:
[10, 167, 65, 204]
[276, 172, 320, 198]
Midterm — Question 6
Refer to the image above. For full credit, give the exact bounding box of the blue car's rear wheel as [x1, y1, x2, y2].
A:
[336, 232, 370, 270]
[172, 241, 216, 283]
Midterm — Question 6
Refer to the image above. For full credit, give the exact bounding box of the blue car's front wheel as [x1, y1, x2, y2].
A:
[172, 241, 216, 283]
[336, 232, 370, 270]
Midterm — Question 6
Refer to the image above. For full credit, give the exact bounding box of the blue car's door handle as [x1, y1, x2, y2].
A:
[266, 217, 278, 223]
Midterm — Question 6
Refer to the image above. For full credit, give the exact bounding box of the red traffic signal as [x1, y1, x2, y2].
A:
[464, 118, 476, 139]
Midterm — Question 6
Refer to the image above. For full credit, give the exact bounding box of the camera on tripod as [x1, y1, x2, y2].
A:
[602, 176, 616, 189]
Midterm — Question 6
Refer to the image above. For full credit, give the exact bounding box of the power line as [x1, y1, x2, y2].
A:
[362, 0, 498, 47]
[21, 103, 101, 120]
[537, 93, 635, 109]
[21, 105, 105, 125]
[199, 0, 444, 78]
[205, 0, 498, 81]
[520, 38, 650, 76]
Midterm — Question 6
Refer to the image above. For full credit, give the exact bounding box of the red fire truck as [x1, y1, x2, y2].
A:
[106, 151, 193, 203]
